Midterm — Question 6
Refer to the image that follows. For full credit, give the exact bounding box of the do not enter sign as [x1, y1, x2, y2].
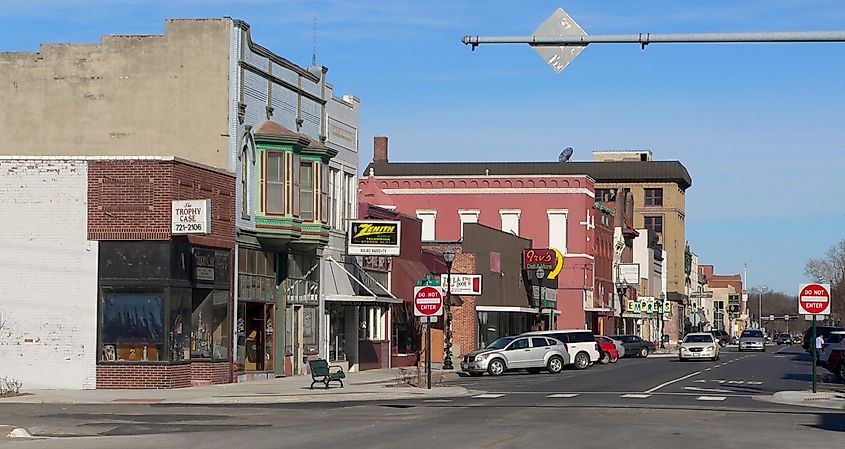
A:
[799, 283, 831, 316]
[414, 286, 444, 317]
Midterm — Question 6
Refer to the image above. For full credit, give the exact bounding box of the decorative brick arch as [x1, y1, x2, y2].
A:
[482, 180, 489, 188]
[561, 180, 570, 188]
[436, 180, 445, 188]
[459, 180, 468, 188]
[538, 179, 547, 188]
[403, 180, 411, 188]
[447, 180, 456, 188]
[425, 180, 433, 188]
[413, 180, 422, 188]
[493, 180, 501, 188]
[504, 180, 513, 188]
[470, 180, 479, 188]
[527, 179, 535, 188]
[573, 180, 581, 188]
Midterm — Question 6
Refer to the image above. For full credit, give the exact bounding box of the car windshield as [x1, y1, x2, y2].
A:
[684, 335, 713, 343]
[486, 337, 515, 350]
[741, 330, 763, 338]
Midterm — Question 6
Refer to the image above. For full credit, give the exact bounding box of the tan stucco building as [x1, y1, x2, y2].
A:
[592, 150, 691, 340]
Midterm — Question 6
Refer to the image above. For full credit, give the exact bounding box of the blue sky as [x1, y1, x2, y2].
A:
[2, 0, 844, 293]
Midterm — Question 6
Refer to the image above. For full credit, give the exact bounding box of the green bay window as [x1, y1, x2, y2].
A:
[300, 161, 314, 221]
[265, 151, 285, 214]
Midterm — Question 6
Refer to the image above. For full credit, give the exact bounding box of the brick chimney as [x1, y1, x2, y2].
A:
[374, 136, 388, 163]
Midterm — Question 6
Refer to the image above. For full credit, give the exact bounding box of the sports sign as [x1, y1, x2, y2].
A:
[172, 199, 211, 234]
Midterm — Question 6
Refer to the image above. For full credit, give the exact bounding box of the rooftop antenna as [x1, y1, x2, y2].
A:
[559, 147, 574, 162]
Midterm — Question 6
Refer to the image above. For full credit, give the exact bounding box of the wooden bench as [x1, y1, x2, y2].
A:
[308, 359, 346, 389]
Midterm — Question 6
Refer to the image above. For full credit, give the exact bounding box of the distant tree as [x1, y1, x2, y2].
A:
[804, 240, 845, 325]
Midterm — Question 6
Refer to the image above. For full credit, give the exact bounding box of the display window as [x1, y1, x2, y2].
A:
[100, 292, 165, 362]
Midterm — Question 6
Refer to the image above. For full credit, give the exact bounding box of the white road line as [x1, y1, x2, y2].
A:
[621, 394, 652, 399]
[423, 399, 453, 403]
[696, 396, 727, 401]
[643, 371, 701, 393]
[684, 386, 733, 393]
[546, 393, 579, 398]
[473, 394, 505, 399]
[704, 368, 712, 371]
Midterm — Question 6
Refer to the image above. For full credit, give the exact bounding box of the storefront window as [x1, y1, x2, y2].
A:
[358, 306, 386, 341]
[329, 305, 347, 362]
[212, 290, 230, 360]
[169, 289, 191, 362]
[237, 248, 277, 372]
[192, 289, 213, 359]
[100, 293, 165, 362]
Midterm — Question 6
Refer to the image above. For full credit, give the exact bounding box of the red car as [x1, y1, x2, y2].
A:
[826, 348, 845, 381]
[595, 336, 619, 364]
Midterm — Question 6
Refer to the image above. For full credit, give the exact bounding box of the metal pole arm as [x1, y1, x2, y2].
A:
[462, 31, 845, 47]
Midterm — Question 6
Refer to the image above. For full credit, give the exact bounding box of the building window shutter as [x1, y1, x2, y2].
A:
[547, 210, 568, 252]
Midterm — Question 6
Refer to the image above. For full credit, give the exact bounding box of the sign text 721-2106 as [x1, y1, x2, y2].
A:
[172, 199, 211, 235]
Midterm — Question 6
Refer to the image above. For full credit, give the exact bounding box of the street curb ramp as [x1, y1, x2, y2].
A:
[763, 391, 845, 410]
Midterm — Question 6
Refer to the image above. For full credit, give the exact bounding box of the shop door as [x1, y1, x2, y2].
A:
[293, 305, 302, 374]
[244, 302, 265, 371]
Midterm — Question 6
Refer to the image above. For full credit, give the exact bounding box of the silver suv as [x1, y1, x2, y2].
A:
[461, 336, 569, 376]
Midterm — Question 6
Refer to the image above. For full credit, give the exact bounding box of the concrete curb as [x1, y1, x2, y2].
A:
[0, 385, 471, 406]
[758, 390, 845, 410]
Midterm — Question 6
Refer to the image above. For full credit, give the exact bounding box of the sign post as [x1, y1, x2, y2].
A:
[798, 283, 831, 393]
[414, 283, 444, 389]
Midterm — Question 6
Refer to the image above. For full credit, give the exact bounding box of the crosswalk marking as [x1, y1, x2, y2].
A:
[473, 394, 505, 399]
[621, 394, 651, 399]
[696, 396, 727, 401]
[546, 393, 578, 398]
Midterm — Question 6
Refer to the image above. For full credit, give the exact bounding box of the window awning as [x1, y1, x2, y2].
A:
[323, 256, 401, 305]
[475, 306, 561, 315]
[325, 294, 402, 305]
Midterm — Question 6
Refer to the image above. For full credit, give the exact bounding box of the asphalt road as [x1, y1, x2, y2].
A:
[1, 345, 842, 449]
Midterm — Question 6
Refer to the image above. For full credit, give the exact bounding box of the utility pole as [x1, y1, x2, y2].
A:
[462, 8, 845, 73]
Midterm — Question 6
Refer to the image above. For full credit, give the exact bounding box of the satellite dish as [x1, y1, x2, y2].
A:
[559, 147, 574, 162]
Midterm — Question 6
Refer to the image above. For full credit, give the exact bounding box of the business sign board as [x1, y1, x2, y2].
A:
[172, 199, 211, 234]
[616, 263, 640, 287]
[444, 274, 482, 296]
[798, 283, 831, 316]
[347, 220, 401, 256]
[728, 294, 741, 304]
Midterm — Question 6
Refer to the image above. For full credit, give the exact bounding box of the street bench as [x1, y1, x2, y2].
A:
[308, 359, 346, 389]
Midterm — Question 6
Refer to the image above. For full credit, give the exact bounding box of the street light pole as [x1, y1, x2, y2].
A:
[615, 279, 628, 335]
[442, 250, 456, 371]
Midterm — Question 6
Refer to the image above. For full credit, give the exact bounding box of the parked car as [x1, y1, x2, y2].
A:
[609, 334, 655, 358]
[461, 336, 569, 377]
[679, 332, 720, 361]
[738, 329, 766, 352]
[595, 336, 620, 364]
[776, 333, 794, 345]
[599, 335, 625, 358]
[710, 329, 731, 347]
[819, 331, 845, 365]
[825, 348, 845, 381]
[803, 326, 845, 354]
[521, 330, 602, 370]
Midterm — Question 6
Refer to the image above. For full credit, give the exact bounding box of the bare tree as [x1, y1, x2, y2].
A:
[804, 240, 845, 325]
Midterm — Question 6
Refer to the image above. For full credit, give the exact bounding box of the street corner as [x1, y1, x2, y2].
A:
[759, 390, 845, 410]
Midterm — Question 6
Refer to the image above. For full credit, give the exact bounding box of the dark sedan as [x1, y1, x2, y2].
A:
[609, 335, 655, 358]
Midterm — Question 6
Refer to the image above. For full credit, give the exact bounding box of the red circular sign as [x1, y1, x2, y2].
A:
[799, 283, 830, 315]
[414, 286, 443, 316]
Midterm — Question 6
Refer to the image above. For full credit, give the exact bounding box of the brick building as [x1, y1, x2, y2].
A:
[0, 19, 360, 380]
[0, 156, 235, 389]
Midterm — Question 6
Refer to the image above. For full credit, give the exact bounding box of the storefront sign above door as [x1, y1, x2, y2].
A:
[444, 274, 482, 295]
[348, 220, 401, 256]
[172, 199, 211, 235]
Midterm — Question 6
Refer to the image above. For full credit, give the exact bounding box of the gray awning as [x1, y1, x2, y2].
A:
[325, 294, 403, 305]
[322, 256, 398, 305]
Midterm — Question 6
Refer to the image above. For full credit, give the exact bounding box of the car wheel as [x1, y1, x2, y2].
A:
[599, 352, 610, 364]
[526, 368, 541, 375]
[610, 354, 619, 363]
[547, 356, 564, 374]
[487, 359, 505, 376]
[574, 352, 590, 370]
[469, 372, 483, 377]
[639, 347, 649, 358]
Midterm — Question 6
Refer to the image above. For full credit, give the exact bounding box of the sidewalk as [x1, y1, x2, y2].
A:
[0, 367, 468, 406]
[761, 390, 845, 410]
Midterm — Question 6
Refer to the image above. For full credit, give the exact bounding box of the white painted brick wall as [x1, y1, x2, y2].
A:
[0, 159, 98, 389]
